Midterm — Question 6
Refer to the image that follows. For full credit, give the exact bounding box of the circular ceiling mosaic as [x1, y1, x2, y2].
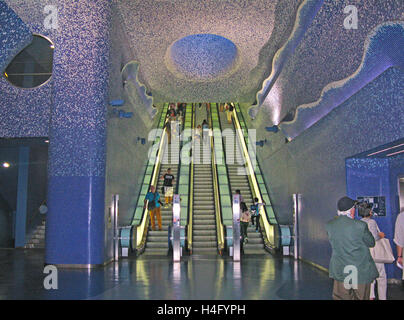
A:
[165, 34, 239, 81]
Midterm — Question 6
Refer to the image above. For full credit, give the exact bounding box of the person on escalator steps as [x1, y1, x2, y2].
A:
[227, 103, 234, 124]
[202, 119, 209, 145]
[161, 168, 175, 207]
[240, 202, 251, 244]
[235, 189, 244, 203]
[251, 197, 266, 232]
[144, 186, 163, 231]
[194, 125, 202, 142]
[164, 117, 172, 145]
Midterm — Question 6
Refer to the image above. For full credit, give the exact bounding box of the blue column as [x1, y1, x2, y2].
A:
[45, 1, 111, 265]
[15, 146, 29, 248]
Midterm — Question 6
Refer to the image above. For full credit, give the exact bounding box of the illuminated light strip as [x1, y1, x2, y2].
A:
[386, 149, 404, 157]
[232, 108, 275, 247]
[367, 143, 404, 157]
[211, 104, 225, 251]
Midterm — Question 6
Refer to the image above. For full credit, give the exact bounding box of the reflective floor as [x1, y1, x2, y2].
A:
[0, 249, 403, 300]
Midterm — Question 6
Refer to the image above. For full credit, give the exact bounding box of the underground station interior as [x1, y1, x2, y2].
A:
[0, 0, 404, 305]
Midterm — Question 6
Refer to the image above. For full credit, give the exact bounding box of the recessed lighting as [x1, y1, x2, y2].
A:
[367, 143, 404, 157]
[386, 149, 404, 157]
[2, 162, 11, 168]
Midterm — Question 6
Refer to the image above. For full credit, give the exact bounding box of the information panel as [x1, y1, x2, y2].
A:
[357, 196, 386, 216]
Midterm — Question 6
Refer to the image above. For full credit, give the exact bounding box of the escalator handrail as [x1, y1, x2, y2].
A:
[187, 103, 196, 251]
[235, 103, 279, 225]
[215, 104, 236, 226]
[210, 103, 225, 252]
[134, 108, 169, 250]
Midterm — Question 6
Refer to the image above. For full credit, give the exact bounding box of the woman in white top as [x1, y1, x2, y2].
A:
[358, 202, 387, 300]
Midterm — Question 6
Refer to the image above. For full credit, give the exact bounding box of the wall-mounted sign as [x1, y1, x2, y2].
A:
[357, 196, 386, 216]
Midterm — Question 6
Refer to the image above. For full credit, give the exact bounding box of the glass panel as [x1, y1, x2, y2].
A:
[4, 35, 54, 88]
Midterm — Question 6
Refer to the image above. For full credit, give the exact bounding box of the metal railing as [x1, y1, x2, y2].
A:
[187, 104, 196, 252]
[133, 116, 168, 252]
[210, 104, 225, 254]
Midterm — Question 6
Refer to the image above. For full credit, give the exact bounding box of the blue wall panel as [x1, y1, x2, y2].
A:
[346, 157, 401, 279]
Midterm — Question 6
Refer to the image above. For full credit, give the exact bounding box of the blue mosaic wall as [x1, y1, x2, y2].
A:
[0, 0, 55, 138]
[347, 155, 404, 279]
[45, 1, 112, 265]
[105, 5, 157, 228]
[259, 0, 403, 134]
[249, 0, 324, 119]
[249, 67, 404, 273]
[0, 1, 32, 73]
[281, 22, 404, 139]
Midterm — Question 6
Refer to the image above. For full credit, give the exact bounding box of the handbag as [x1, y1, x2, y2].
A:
[370, 225, 395, 264]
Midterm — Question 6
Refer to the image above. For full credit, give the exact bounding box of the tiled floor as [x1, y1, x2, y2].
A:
[0, 249, 403, 300]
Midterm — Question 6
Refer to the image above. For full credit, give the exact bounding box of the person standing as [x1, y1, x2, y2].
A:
[359, 202, 387, 300]
[240, 202, 251, 244]
[161, 168, 175, 207]
[164, 117, 172, 145]
[394, 210, 404, 280]
[144, 186, 163, 231]
[227, 103, 234, 124]
[235, 189, 244, 203]
[326, 196, 378, 300]
[202, 119, 209, 145]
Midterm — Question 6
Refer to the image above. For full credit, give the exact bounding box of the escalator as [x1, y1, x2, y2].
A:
[144, 143, 179, 255]
[217, 104, 267, 254]
[190, 104, 218, 255]
[143, 106, 186, 255]
[127, 102, 279, 258]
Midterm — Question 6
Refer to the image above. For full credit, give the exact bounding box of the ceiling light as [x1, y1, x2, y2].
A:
[386, 149, 404, 157]
[367, 143, 404, 157]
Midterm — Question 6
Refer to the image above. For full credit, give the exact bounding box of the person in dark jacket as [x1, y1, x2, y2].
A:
[326, 196, 378, 300]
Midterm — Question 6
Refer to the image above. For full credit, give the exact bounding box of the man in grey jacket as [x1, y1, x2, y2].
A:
[326, 196, 378, 300]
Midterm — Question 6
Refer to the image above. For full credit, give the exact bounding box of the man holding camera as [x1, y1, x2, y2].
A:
[326, 196, 378, 300]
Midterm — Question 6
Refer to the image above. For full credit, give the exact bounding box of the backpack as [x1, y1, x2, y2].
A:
[147, 192, 156, 210]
